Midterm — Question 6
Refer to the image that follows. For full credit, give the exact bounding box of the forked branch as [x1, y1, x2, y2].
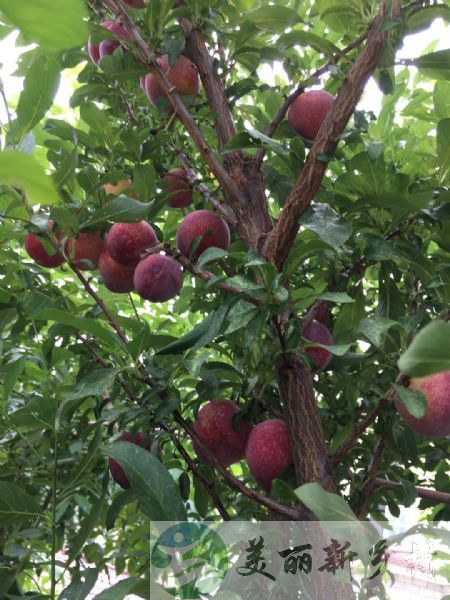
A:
[263, 1, 402, 269]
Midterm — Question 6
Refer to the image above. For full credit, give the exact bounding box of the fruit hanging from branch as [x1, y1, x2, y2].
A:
[396, 370, 450, 438]
[288, 90, 335, 140]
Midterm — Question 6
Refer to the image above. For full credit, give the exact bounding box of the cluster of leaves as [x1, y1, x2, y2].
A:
[0, 0, 449, 597]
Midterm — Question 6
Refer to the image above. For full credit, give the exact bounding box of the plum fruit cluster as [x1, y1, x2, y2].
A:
[24, 185, 231, 303]
[192, 399, 293, 492]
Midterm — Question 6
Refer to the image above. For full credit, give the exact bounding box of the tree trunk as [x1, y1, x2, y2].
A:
[278, 354, 335, 498]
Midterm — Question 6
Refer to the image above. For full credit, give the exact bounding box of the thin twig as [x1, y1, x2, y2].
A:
[163, 425, 231, 520]
[355, 436, 387, 517]
[172, 147, 238, 227]
[372, 478, 450, 505]
[331, 373, 408, 466]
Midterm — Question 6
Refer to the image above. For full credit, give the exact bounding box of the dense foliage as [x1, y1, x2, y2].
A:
[0, 0, 449, 597]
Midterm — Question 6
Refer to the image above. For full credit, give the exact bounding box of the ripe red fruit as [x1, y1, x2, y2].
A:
[176, 210, 230, 262]
[193, 400, 252, 467]
[98, 250, 135, 293]
[24, 221, 65, 268]
[163, 168, 193, 208]
[65, 231, 104, 271]
[88, 21, 130, 65]
[303, 320, 334, 370]
[108, 432, 153, 489]
[396, 371, 450, 438]
[143, 55, 200, 106]
[105, 221, 158, 268]
[245, 419, 293, 492]
[123, 0, 145, 6]
[134, 254, 183, 302]
[288, 90, 335, 140]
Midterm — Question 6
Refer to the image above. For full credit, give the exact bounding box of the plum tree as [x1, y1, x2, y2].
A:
[98, 250, 135, 293]
[134, 254, 183, 302]
[105, 221, 158, 267]
[245, 420, 293, 491]
[108, 432, 153, 488]
[65, 231, 104, 271]
[88, 21, 130, 64]
[163, 168, 193, 208]
[142, 55, 200, 106]
[288, 90, 335, 140]
[192, 399, 252, 467]
[176, 210, 230, 261]
[24, 222, 65, 268]
[4, 2, 450, 596]
[303, 320, 334, 370]
[396, 371, 450, 438]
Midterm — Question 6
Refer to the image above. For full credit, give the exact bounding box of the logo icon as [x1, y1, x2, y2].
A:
[151, 522, 228, 599]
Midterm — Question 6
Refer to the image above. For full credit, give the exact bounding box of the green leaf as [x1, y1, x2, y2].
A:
[156, 312, 216, 355]
[239, 6, 302, 32]
[437, 119, 450, 174]
[84, 197, 154, 227]
[0, 481, 40, 527]
[0, 151, 60, 206]
[398, 321, 450, 377]
[59, 568, 99, 600]
[0, 0, 89, 50]
[224, 300, 259, 334]
[358, 316, 401, 348]
[106, 490, 136, 531]
[393, 385, 426, 419]
[157, 303, 232, 355]
[407, 6, 450, 35]
[67, 368, 120, 401]
[196, 247, 228, 270]
[410, 49, 450, 80]
[92, 578, 149, 600]
[133, 163, 157, 202]
[277, 30, 340, 58]
[15, 55, 60, 139]
[317, 292, 354, 304]
[301, 204, 352, 249]
[434, 82, 450, 119]
[360, 233, 410, 263]
[104, 442, 187, 520]
[34, 309, 120, 349]
[295, 482, 379, 560]
[3, 356, 27, 400]
[66, 497, 105, 566]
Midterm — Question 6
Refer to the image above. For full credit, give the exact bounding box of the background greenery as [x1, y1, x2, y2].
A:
[0, 0, 449, 598]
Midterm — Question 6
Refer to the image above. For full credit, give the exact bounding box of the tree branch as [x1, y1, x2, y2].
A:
[100, 0, 248, 211]
[171, 148, 238, 227]
[372, 478, 450, 505]
[178, 16, 237, 150]
[255, 29, 370, 168]
[163, 426, 231, 521]
[263, 1, 401, 269]
[143, 242, 262, 306]
[355, 436, 387, 517]
[331, 373, 408, 466]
